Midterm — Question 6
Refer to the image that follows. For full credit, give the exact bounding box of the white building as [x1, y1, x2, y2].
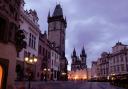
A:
[109, 42, 128, 80]
[91, 61, 98, 80]
[95, 42, 128, 81]
[97, 52, 109, 80]
[50, 45, 60, 80]
[16, 1, 41, 80]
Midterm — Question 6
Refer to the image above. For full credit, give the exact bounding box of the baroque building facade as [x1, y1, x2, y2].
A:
[0, 0, 21, 89]
[91, 61, 98, 80]
[16, 0, 41, 81]
[92, 42, 128, 81]
[109, 42, 128, 80]
[50, 44, 60, 80]
[38, 31, 61, 81]
[96, 52, 110, 80]
[38, 32, 51, 81]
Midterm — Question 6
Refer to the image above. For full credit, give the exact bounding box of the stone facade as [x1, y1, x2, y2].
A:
[96, 52, 110, 80]
[91, 61, 98, 80]
[48, 4, 67, 56]
[47, 4, 68, 80]
[0, 0, 21, 89]
[50, 46, 60, 80]
[109, 42, 128, 80]
[38, 32, 51, 80]
[38, 31, 61, 81]
[94, 42, 128, 81]
[16, 0, 41, 80]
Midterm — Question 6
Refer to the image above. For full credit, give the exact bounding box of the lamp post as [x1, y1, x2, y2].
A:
[24, 56, 38, 89]
[61, 72, 67, 80]
[43, 68, 50, 81]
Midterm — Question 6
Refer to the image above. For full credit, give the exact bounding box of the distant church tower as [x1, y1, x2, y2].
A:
[71, 48, 78, 71]
[71, 47, 87, 71]
[47, 4, 67, 56]
[80, 47, 87, 69]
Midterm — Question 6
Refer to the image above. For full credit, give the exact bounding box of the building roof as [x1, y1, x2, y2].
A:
[52, 4, 63, 17]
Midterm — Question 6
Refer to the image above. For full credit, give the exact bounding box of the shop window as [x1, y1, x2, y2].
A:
[0, 65, 3, 89]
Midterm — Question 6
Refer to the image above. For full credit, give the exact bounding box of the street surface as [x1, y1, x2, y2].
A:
[15, 81, 125, 89]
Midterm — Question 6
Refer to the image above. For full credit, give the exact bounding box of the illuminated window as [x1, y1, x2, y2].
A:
[0, 65, 3, 88]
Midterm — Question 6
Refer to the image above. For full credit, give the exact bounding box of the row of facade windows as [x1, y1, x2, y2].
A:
[24, 51, 35, 58]
[29, 33, 36, 49]
[99, 69, 108, 75]
[51, 51, 59, 59]
[99, 58, 108, 64]
[0, 17, 17, 42]
[110, 64, 125, 73]
[51, 58, 59, 68]
[110, 55, 125, 64]
[39, 45, 50, 59]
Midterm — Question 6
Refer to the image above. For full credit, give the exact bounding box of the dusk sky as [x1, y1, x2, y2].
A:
[24, 0, 128, 70]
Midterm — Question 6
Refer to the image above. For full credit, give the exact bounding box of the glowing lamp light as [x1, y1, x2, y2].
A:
[34, 58, 37, 62]
[62, 72, 66, 75]
[29, 59, 33, 63]
[107, 76, 110, 80]
[113, 74, 115, 76]
[48, 69, 50, 71]
[44, 68, 47, 71]
[112, 77, 114, 80]
[25, 57, 29, 62]
[74, 75, 78, 80]
[83, 76, 87, 80]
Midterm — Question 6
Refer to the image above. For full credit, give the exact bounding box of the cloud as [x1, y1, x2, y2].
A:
[24, 0, 128, 69]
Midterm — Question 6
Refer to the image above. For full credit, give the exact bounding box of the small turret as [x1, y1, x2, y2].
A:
[72, 48, 76, 57]
[20, 0, 25, 11]
[43, 30, 47, 39]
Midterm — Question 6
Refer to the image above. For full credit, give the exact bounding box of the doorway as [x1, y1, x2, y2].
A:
[0, 58, 9, 89]
[0, 65, 3, 88]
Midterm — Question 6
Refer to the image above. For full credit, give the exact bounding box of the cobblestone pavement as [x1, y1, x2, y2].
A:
[15, 81, 125, 89]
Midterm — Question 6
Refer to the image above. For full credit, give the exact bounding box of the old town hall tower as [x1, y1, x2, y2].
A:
[47, 4, 67, 56]
[47, 4, 68, 80]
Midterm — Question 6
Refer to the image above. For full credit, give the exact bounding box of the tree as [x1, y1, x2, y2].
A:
[15, 29, 27, 52]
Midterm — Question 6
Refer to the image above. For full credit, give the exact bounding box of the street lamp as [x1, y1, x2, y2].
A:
[24, 56, 38, 89]
[61, 72, 67, 80]
[43, 68, 50, 81]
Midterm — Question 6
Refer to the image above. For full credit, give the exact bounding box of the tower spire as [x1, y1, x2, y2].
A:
[80, 46, 86, 57]
[52, 4, 63, 17]
[48, 9, 50, 18]
[72, 48, 76, 57]
[65, 16, 67, 22]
